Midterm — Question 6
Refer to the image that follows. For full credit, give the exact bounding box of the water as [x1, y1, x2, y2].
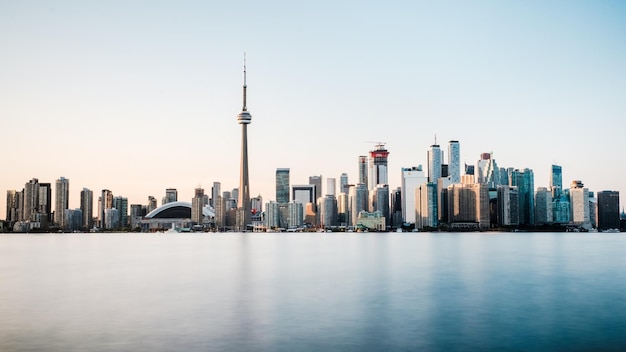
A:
[1, 232, 626, 351]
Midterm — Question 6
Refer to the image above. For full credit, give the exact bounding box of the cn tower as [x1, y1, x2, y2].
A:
[236, 55, 252, 231]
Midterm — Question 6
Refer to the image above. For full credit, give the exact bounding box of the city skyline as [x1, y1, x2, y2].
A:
[1, 1, 625, 213]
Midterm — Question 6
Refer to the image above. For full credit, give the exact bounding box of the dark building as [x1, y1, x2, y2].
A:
[597, 191, 620, 231]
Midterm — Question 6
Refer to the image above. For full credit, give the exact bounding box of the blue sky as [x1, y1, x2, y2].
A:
[1, 1, 625, 212]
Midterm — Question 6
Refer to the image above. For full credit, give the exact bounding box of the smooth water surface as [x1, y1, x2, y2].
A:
[1, 232, 626, 351]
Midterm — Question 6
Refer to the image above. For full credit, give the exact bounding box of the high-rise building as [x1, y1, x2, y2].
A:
[372, 184, 390, 225]
[287, 201, 304, 229]
[236, 56, 252, 231]
[340, 173, 349, 194]
[350, 183, 369, 227]
[265, 201, 280, 229]
[570, 180, 590, 227]
[80, 188, 94, 230]
[55, 177, 70, 227]
[448, 140, 461, 183]
[337, 192, 349, 227]
[497, 185, 519, 226]
[309, 176, 322, 205]
[368, 143, 389, 190]
[147, 196, 157, 213]
[428, 144, 442, 183]
[23, 178, 40, 221]
[211, 182, 221, 209]
[6, 190, 18, 223]
[390, 187, 402, 228]
[99, 189, 113, 228]
[475, 153, 501, 188]
[415, 182, 437, 229]
[401, 166, 427, 224]
[327, 178, 336, 196]
[163, 188, 178, 205]
[534, 187, 553, 225]
[597, 191, 620, 231]
[192, 187, 205, 224]
[38, 182, 52, 224]
[358, 156, 368, 186]
[510, 168, 535, 226]
[550, 165, 563, 199]
[112, 196, 128, 229]
[276, 168, 290, 204]
[320, 195, 338, 228]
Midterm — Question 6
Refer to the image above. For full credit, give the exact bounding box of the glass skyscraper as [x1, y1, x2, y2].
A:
[275, 168, 290, 204]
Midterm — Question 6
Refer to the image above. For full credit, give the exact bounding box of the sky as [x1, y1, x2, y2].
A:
[1, 0, 625, 214]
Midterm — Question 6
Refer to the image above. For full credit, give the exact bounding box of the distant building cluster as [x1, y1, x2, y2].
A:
[1, 62, 623, 233]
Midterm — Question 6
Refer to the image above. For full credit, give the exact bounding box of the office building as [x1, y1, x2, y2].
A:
[350, 183, 369, 227]
[390, 187, 402, 228]
[510, 168, 535, 226]
[534, 187, 553, 225]
[287, 201, 304, 229]
[497, 185, 520, 226]
[401, 166, 427, 224]
[570, 180, 590, 227]
[597, 191, 620, 230]
[320, 194, 338, 228]
[163, 188, 178, 205]
[309, 176, 322, 205]
[550, 164, 563, 199]
[327, 178, 336, 196]
[112, 196, 128, 229]
[448, 140, 461, 183]
[55, 177, 70, 227]
[415, 182, 438, 229]
[276, 168, 290, 204]
[358, 156, 368, 186]
[211, 182, 221, 208]
[340, 173, 349, 194]
[428, 144, 442, 183]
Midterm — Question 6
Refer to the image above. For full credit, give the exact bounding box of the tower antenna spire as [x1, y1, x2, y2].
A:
[242, 52, 247, 112]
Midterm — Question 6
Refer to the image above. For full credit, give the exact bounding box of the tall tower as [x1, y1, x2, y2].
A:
[448, 140, 461, 183]
[428, 143, 442, 183]
[368, 143, 389, 190]
[55, 177, 70, 227]
[275, 168, 290, 204]
[236, 55, 252, 231]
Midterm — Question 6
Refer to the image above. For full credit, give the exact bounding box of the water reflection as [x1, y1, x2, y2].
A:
[1, 233, 626, 351]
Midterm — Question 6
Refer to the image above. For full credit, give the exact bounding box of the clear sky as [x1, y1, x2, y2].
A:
[1, 1, 625, 214]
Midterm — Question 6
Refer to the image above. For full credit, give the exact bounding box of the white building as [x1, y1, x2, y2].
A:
[401, 166, 427, 224]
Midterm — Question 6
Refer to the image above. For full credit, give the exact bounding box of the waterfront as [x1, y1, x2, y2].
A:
[1, 232, 626, 351]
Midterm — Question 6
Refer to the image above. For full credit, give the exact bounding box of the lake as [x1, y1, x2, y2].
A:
[1, 232, 625, 351]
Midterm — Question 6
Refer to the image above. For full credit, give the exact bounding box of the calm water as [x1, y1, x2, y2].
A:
[1, 232, 626, 351]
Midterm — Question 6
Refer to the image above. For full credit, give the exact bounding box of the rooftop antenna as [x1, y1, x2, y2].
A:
[242, 52, 247, 112]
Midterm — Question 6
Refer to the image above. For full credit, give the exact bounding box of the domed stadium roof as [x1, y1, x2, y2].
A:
[145, 201, 215, 219]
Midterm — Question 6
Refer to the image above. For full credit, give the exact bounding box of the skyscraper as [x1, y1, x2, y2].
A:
[236, 56, 252, 231]
[99, 189, 113, 229]
[368, 143, 389, 190]
[309, 176, 322, 205]
[358, 156, 368, 186]
[550, 165, 563, 199]
[23, 178, 39, 221]
[428, 144, 442, 183]
[276, 168, 290, 204]
[448, 140, 461, 183]
[80, 188, 93, 230]
[340, 173, 349, 194]
[55, 177, 70, 227]
[327, 178, 336, 196]
[510, 168, 535, 226]
[163, 188, 177, 205]
[192, 187, 205, 225]
[570, 180, 590, 227]
[597, 191, 620, 231]
[401, 166, 427, 224]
